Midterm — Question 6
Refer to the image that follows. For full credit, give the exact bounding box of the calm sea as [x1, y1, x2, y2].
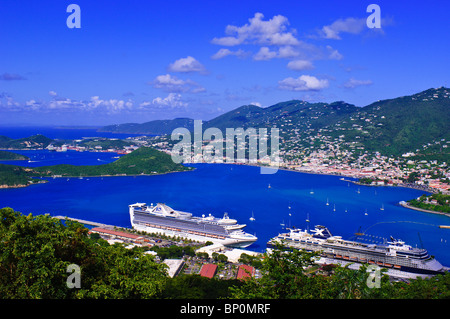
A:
[0, 127, 449, 266]
[0, 126, 144, 140]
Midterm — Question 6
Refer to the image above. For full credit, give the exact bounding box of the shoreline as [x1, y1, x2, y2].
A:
[214, 161, 437, 195]
[0, 167, 194, 189]
[399, 201, 450, 218]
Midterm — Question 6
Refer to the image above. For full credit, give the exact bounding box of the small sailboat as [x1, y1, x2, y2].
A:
[380, 204, 384, 211]
[326, 198, 329, 206]
[310, 189, 314, 194]
[268, 183, 271, 189]
[333, 204, 336, 212]
[249, 211, 255, 221]
[364, 209, 368, 216]
[280, 220, 285, 227]
[357, 188, 361, 194]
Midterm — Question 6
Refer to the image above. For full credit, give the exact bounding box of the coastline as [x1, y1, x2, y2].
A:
[222, 162, 437, 195]
[0, 180, 48, 189]
[399, 201, 450, 218]
[0, 167, 194, 190]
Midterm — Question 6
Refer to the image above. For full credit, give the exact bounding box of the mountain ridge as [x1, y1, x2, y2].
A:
[99, 87, 450, 158]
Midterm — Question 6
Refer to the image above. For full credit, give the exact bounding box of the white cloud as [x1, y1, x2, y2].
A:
[212, 12, 299, 47]
[48, 91, 57, 97]
[343, 78, 373, 89]
[168, 56, 206, 74]
[253, 47, 278, 61]
[277, 46, 300, 59]
[253, 46, 306, 61]
[326, 45, 343, 60]
[211, 48, 248, 60]
[287, 60, 314, 71]
[278, 75, 329, 91]
[86, 96, 133, 114]
[150, 93, 187, 109]
[320, 17, 366, 40]
[150, 74, 205, 93]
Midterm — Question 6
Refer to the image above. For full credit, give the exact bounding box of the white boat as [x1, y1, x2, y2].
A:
[249, 211, 255, 221]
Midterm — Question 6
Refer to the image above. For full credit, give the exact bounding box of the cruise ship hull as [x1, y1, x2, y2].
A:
[267, 226, 447, 279]
[129, 203, 257, 248]
[133, 223, 255, 248]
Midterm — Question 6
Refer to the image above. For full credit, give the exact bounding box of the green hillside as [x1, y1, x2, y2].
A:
[0, 164, 38, 187]
[0, 147, 190, 186]
[34, 147, 191, 177]
[0, 150, 29, 161]
[329, 87, 450, 157]
[0, 134, 54, 149]
[99, 87, 450, 160]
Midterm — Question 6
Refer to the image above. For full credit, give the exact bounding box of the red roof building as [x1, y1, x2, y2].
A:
[90, 227, 141, 240]
[237, 265, 255, 280]
[199, 264, 217, 279]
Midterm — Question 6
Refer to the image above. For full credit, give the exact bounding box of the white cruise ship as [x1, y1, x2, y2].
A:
[129, 203, 257, 248]
[268, 225, 448, 279]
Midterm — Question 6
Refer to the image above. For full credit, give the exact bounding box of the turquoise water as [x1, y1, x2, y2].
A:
[0, 160, 449, 266]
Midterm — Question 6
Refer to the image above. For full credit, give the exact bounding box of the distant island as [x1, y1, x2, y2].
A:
[0, 150, 29, 161]
[0, 147, 191, 188]
[0, 134, 53, 150]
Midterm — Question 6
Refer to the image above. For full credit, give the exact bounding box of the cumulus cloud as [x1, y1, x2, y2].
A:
[319, 17, 367, 40]
[211, 48, 248, 60]
[343, 78, 373, 89]
[48, 91, 58, 97]
[253, 47, 278, 61]
[278, 75, 329, 91]
[146, 93, 188, 109]
[150, 74, 205, 93]
[253, 45, 306, 61]
[168, 56, 207, 74]
[212, 12, 300, 47]
[287, 60, 314, 71]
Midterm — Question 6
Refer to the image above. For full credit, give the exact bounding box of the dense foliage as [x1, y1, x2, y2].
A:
[0, 164, 37, 187]
[0, 208, 168, 298]
[0, 150, 29, 161]
[408, 194, 450, 214]
[1, 208, 449, 299]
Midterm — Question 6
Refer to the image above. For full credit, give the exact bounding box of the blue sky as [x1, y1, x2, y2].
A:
[0, 0, 448, 126]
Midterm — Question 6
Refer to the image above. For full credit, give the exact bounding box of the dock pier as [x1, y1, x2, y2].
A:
[54, 216, 113, 228]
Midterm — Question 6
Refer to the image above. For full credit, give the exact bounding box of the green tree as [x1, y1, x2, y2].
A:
[0, 207, 167, 299]
[229, 242, 320, 299]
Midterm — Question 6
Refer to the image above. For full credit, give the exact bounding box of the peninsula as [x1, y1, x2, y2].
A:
[0, 147, 191, 188]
